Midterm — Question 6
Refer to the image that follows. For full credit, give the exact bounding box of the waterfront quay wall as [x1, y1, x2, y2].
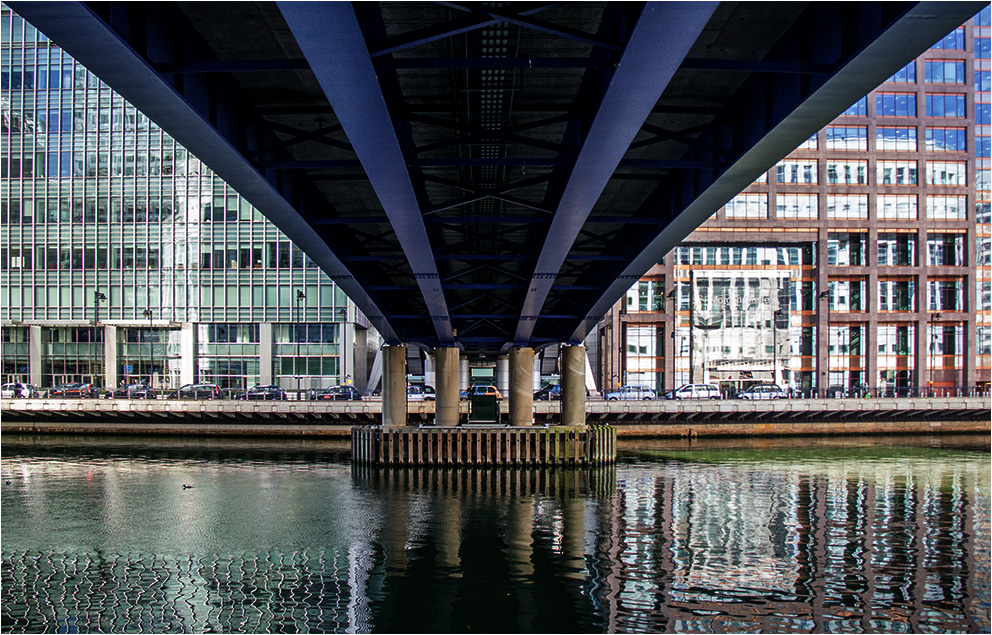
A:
[1, 397, 987, 439]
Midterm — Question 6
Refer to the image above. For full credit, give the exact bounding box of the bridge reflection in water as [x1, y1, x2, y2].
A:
[1, 436, 988, 633]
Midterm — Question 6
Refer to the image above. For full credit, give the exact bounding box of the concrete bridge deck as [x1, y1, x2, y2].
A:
[2, 397, 988, 440]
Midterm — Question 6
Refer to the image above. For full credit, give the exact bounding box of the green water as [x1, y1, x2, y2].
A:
[2, 435, 989, 633]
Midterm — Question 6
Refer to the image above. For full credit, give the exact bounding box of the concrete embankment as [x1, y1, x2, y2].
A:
[2, 397, 988, 439]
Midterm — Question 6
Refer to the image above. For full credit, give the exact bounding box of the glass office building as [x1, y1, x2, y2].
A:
[597, 8, 991, 396]
[1, 7, 378, 394]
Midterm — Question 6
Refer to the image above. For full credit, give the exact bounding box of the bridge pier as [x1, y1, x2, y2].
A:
[561, 345, 587, 426]
[382, 345, 407, 428]
[434, 346, 460, 427]
[362, 342, 613, 465]
[509, 347, 534, 426]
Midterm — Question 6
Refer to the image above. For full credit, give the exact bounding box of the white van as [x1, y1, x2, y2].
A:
[672, 384, 721, 400]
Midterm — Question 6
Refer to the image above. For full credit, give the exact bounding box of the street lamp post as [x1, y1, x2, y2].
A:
[819, 289, 829, 398]
[773, 309, 784, 388]
[930, 312, 941, 396]
[93, 291, 106, 388]
[142, 309, 154, 391]
[296, 289, 305, 400]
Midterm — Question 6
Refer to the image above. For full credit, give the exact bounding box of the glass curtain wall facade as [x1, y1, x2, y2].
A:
[598, 9, 991, 397]
[1, 7, 375, 394]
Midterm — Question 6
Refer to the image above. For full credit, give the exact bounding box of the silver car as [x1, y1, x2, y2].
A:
[605, 385, 657, 401]
[737, 384, 788, 400]
[672, 384, 721, 400]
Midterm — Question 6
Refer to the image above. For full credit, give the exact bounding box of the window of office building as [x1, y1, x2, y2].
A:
[926, 127, 967, 153]
[878, 279, 917, 312]
[978, 327, 992, 370]
[875, 92, 917, 117]
[876, 127, 918, 151]
[979, 204, 992, 225]
[928, 278, 964, 312]
[118, 327, 180, 388]
[827, 325, 866, 391]
[775, 193, 818, 219]
[273, 323, 343, 391]
[978, 36, 991, 59]
[927, 195, 968, 220]
[840, 97, 867, 117]
[931, 27, 965, 50]
[827, 233, 866, 266]
[928, 234, 966, 266]
[886, 61, 916, 84]
[775, 160, 817, 184]
[979, 236, 992, 267]
[877, 324, 915, 391]
[926, 161, 968, 185]
[825, 126, 867, 150]
[674, 245, 808, 267]
[928, 323, 964, 375]
[877, 194, 919, 220]
[826, 195, 868, 219]
[924, 60, 966, 83]
[877, 233, 917, 266]
[724, 193, 767, 219]
[0, 327, 29, 384]
[827, 279, 867, 313]
[826, 160, 868, 184]
[978, 103, 991, 125]
[797, 133, 818, 150]
[925, 93, 967, 117]
[625, 279, 666, 313]
[41, 327, 105, 387]
[877, 160, 918, 185]
[624, 325, 665, 393]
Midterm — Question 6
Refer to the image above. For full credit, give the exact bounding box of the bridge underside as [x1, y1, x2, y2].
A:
[10, 1, 982, 356]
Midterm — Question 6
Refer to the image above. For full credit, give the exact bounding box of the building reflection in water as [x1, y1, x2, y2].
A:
[1, 438, 988, 633]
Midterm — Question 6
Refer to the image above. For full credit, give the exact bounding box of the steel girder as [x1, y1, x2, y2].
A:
[8, 1, 985, 356]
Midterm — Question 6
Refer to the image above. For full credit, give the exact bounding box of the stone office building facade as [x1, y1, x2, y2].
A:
[597, 9, 991, 396]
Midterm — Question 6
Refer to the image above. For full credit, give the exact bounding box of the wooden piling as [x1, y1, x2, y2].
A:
[351, 425, 616, 466]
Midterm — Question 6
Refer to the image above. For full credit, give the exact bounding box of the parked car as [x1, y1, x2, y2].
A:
[1, 382, 40, 398]
[407, 385, 436, 401]
[459, 385, 503, 401]
[671, 384, 720, 400]
[112, 383, 157, 399]
[736, 383, 787, 400]
[47, 383, 97, 398]
[168, 383, 224, 400]
[534, 384, 561, 400]
[605, 385, 657, 401]
[315, 385, 363, 401]
[235, 385, 288, 401]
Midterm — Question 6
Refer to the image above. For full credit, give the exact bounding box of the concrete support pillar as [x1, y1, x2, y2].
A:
[509, 347, 534, 426]
[424, 355, 436, 389]
[104, 325, 117, 389]
[342, 321, 355, 385]
[434, 347, 460, 427]
[180, 322, 197, 385]
[29, 325, 42, 388]
[496, 355, 509, 395]
[459, 357, 470, 391]
[382, 345, 408, 428]
[259, 322, 273, 385]
[561, 345, 586, 426]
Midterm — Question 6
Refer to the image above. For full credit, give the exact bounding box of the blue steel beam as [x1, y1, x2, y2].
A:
[567, 0, 985, 346]
[512, 1, 718, 346]
[277, 1, 454, 346]
[6, 0, 401, 344]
